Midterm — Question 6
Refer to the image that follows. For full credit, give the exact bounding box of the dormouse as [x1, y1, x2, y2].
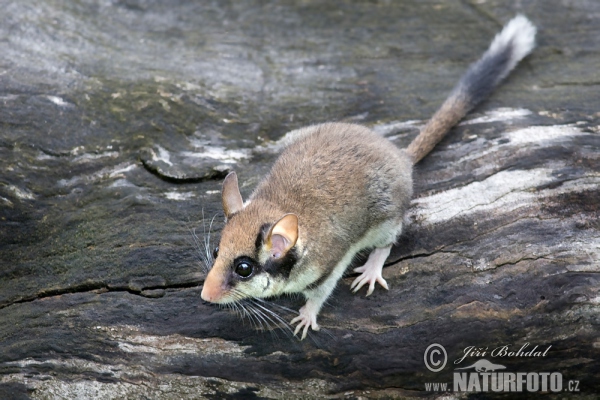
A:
[201, 15, 536, 339]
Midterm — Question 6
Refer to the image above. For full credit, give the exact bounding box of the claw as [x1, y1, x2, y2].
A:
[350, 246, 391, 296]
[290, 304, 320, 340]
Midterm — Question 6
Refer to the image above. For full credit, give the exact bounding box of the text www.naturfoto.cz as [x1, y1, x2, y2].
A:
[424, 382, 448, 392]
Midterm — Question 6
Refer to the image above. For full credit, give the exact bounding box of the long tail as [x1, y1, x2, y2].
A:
[406, 15, 536, 163]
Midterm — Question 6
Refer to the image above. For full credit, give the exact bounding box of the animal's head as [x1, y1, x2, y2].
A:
[201, 172, 300, 304]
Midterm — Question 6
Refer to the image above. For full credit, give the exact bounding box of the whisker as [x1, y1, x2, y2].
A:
[230, 290, 267, 331]
[248, 299, 295, 336]
[186, 213, 210, 271]
[234, 303, 254, 328]
[250, 304, 295, 343]
[184, 217, 204, 262]
[252, 297, 299, 316]
[204, 213, 219, 264]
[188, 209, 222, 273]
[231, 289, 291, 335]
[216, 288, 332, 343]
[249, 299, 295, 342]
[193, 230, 210, 270]
[244, 302, 268, 332]
[247, 301, 281, 330]
[201, 209, 213, 271]
[245, 301, 277, 337]
[201, 209, 212, 267]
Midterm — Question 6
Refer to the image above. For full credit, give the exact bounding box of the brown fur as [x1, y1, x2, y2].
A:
[406, 93, 469, 163]
[250, 123, 412, 278]
[204, 122, 412, 301]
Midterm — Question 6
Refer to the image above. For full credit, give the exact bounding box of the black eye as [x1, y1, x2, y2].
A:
[212, 246, 219, 259]
[235, 261, 253, 278]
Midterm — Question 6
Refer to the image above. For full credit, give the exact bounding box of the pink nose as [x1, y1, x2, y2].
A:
[201, 269, 226, 303]
[201, 285, 219, 302]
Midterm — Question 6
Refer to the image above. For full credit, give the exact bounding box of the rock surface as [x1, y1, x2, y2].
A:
[0, 0, 598, 399]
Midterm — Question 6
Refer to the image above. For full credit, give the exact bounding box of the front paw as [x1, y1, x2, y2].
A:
[290, 305, 320, 340]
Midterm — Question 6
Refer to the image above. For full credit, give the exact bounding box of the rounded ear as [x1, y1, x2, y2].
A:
[222, 172, 243, 217]
[266, 213, 298, 259]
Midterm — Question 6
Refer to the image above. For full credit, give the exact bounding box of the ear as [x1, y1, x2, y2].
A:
[222, 171, 243, 217]
[266, 213, 298, 259]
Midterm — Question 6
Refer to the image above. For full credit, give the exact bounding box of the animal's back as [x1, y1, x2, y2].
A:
[252, 122, 413, 244]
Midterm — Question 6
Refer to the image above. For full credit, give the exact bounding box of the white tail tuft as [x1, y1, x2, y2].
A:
[406, 15, 537, 163]
[488, 14, 537, 70]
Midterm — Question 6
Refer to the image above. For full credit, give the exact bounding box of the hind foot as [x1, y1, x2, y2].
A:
[351, 245, 391, 296]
